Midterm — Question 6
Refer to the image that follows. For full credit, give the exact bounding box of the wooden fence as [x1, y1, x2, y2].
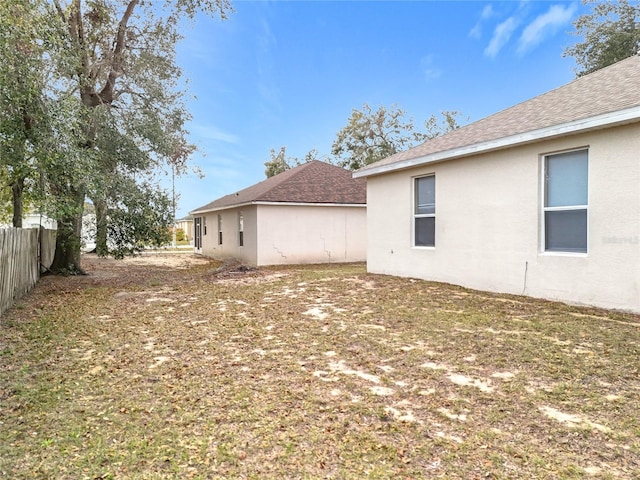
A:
[0, 228, 56, 317]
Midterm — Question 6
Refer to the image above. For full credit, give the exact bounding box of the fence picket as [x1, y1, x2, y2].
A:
[0, 228, 56, 317]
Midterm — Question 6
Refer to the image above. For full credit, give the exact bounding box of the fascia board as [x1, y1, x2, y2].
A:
[190, 201, 366, 215]
[253, 202, 366, 208]
[189, 201, 255, 215]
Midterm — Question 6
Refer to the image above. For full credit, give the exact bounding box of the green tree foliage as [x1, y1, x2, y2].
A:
[331, 104, 462, 171]
[264, 146, 324, 178]
[421, 111, 464, 142]
[0, 0, 49, 228]
[1, 0, 232, 272]
[564, 0, 640, 77]
[0, 170, 11, 223]
[43, 0, 232, 270]
[264, 146, 297, 178]
[44, 96, 99, 273]
[107, 179, 173, 259]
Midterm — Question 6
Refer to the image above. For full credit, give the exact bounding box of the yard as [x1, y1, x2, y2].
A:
[1, 254, 639, 479]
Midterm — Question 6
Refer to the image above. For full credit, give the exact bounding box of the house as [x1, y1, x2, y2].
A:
[354, 55, 640, 313]
[22, 212, 57, 229]
[174, 216, 193, 242]
[190, 160, 366, 265]
[0, 212, 57, 230]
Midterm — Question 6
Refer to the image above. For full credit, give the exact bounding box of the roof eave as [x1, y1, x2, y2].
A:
[190, 201, 256, 215]
[354, 106, 640, 178]
[190, 200, 366, 215]
[253, 201, 366, 207]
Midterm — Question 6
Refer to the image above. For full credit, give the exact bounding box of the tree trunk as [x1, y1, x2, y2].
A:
[50, 187, 85, 274]
[94, 197, 108, 257]
[11, 177, 24, 228]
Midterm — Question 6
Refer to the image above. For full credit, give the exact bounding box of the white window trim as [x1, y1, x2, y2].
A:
[413, 174, 436, 248]
[540, 148, 589, 256]
[238, 211, 244, 247]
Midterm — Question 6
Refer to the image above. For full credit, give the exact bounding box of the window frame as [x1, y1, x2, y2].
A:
[541, 148, 588, 254]
[217, 214, 223, 245]
[194, 217, 202, 249]
[413, 174, 436, 248]
[238, 211, 244, 247]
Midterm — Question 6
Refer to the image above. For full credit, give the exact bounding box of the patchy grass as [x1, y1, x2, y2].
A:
[1, 254, 639, 479]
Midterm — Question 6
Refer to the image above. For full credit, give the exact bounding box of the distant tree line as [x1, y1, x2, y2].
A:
[264, 107, 464, 178]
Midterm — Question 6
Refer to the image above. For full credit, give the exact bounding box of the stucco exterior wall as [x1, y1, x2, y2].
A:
[366, 124, 640, 312]
[199, 206, 258, 265]
[175, 220, 193, 241]
[255, 204, 366, 265]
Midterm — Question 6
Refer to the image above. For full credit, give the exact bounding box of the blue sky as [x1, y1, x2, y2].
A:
[172, 0, 587, 218]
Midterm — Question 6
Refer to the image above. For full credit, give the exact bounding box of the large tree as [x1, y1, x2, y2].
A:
[331, 104, 462, 171]
[44, 97, 96, 273]
[45, 0, 232, 271]
[564, 0, 640, 77]
[0, 0, 49, 228]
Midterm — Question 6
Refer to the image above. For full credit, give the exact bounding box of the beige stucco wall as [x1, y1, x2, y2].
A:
[199, 206, 258, 265]
[256, 204, 366, 265]
[366, 124, 640, 312]
[197, 204, 366, 266]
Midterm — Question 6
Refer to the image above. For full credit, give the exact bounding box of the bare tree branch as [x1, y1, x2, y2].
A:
[98, 0, 139, 104]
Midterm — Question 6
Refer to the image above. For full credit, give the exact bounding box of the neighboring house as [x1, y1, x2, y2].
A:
[22, 212, 57, 229]
[190, 160, 367, 265]
[175, 216, 193, 242]
[81, 213, 97, 252]
[354, 56, 640, 313]
[0, 212, 57, 230]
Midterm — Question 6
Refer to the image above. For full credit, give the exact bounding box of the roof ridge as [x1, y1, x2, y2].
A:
[248, 160, 315, 201]
[356, 55, 640, 175]
[223, 160, 317, 200]
[253, 160, 348, 202]
[190, 160, 365, 213]
[474, 54, 640, 126]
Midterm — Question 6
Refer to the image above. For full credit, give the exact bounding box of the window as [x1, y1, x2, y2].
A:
[217, 215, 222, 245]
[194, 217, 202, 249]
[203, 216, 207, 235]
[543, 149, 588, 253]
[238, 212, 244, 247]
[414, 175, 435, 247]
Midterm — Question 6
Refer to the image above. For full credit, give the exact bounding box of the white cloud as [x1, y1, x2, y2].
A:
[469, 4, 495, 39]
[420, 54, 442, 81]
[484, 16, 520, 58]
[481, 4, 495, 20]
[518, 4, 577, 53]
[256, 17, 281, 120]
[190, 124, 239, 144]
[258, 17, 276, 55]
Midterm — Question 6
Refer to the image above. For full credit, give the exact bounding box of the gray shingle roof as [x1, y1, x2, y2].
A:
[191, 160, 366, 214]
[356, 55, 640, 177]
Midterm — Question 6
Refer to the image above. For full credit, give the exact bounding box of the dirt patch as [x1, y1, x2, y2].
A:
[197, 257, 287, 285]
[75, 252, 216, 283]
[1, 258, 639, 479]
[122, 252, 212, 268]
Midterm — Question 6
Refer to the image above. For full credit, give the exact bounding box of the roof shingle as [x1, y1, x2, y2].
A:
[191, 160, 366, 213]
[356, 55, 640, 176]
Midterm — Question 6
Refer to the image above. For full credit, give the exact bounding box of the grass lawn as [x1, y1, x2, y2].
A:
[1, 254, 639, 479]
